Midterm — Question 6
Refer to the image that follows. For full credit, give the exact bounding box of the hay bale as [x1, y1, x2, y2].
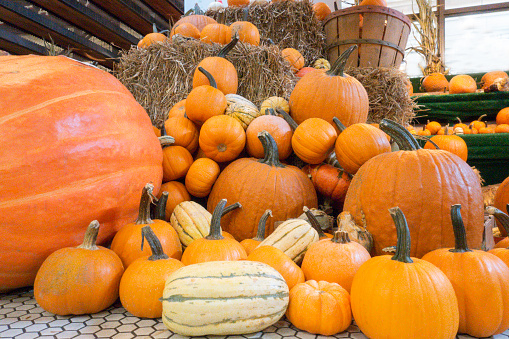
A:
[346, 67, 417, 126]
[205, 0, 326, 65]
[114, 37, 297, 127]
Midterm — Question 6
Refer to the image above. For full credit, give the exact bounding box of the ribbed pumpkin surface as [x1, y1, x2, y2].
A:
[162, 261, 289, 336]
[0, 55, 163, 291]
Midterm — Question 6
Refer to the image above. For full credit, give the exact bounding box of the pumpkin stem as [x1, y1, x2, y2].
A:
[326, 45, 357, 77]
[389, 207, 413, 263]
[266, 108, 277, 116]
[135, 183, 156, 225]
[422, 137, 441, 150]
[258, 130, 285, 168]
[243, 6, 249, 21]
[141, 226, 169, 261]
[332, 117, 347, 133]
[265, 38, 275, 45]
[218, 35, 239, 58]
[222, 202, 242, 216]
[159, 124, 175, 147]
[276, 108, 298, 131]
[198, 67, 218, 89]
[332, 230, 351, 244]
[449, 204, 471, 253]
[77, 220, 100, 250]
[303, 206, 327, 238]
[486, 205, 509, 237]
[152, 191, 168, 220]
[380, 119, 421, 151]
[206, 199, 227, 240]
[254, 210, 272, 241]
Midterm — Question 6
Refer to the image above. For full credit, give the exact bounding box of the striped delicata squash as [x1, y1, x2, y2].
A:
[225, 94, 260, 129]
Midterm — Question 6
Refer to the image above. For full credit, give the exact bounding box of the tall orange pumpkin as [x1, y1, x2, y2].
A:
[344, 119, 484, 257]
[289, 46, 369, 127]
[0, 55, 162, 291]
[207, 131, 318, 240]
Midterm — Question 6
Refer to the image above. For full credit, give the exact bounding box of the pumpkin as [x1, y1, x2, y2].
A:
[313, 58, 330, 70]
[181, 199, 247, 265]
[158, 181, 190, 220]
[337, 211, 373, 252]
[454, 117, 470, 133]
[208, 131, 318, 240]
[479, 126, 495, 134]
[230, 21, 260, 46]
[286, 280, 351, 336]
[344, 119, 484, 257]
[200, 23, 232, 44]
[247, 246, 305, 290]
[161, 131, 194, 182]
[495, 178, 509, 237]
[426, 120, 442, 134]
[119, 226, 185, 318]
[417, 128, 432, 136]
[240, 210, 272, 255]
[0, 55, 162, 291]
[296, 67, 317, 78]
[289, 46, 369, 127]
[256, 215, 319, 263]
[168, 99, 186, 118]
[301, 231, 370, 293]
[174, 15, 217, 32]
[281, 48, 305, 72]
[424, 135, 468, 162]
[422, 205, 509, 337]
[496, 124, 509, 133]
[304, 163, 351, 202]
[193, 37, 239, 95]
[449, 74, 477, 94]
[333, 117, 391, 174]
[421, 73, 449, 92]
[481, 71, 508, 90]
[164, 117, 199, 153]
[162, 261, 289, 336]
[292, 118, 337, 164]
[186, 67, 227, 126]
[111, 184, 182, 267]
[185, 158, 220, 197]
[169, 23, 200, 40]
[137, 32, 167, 48]
[225, 94, 261, 129]
[228, 0, 250, 6]
[260, 96, 290, 116]
[359, 0, 387, 5]
[198, 115, 246, 162]
[34, 221, 124, 315]
[497, 107, 509, 125]
[312, 2, 331, 20]
[246, 114, 293, 159]
[351, 207, 460, 339]
[469, 114, 487, 130]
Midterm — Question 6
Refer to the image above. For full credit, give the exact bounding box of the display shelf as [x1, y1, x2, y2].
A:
[1, 289, 508, 339]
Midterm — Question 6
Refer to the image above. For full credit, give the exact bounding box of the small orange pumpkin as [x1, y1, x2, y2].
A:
[246, 112, 293, 160]
[312, 2, 331, 20]
[469, 114, 487, 130]
[497, 107, 509, 125]
[281, 48, 305, 72]
[296, 67, 317, 78]
[449, 74, 477, 94]
[185, 158, 221, 197]
[174, 15, 217, 32]
[230, 21, 260, 46]
[200, 23, 232, 44]
[292, 118, 337, 164]
[359, 0, 387, 5]
[158, 181, 190, 220]
[164, 117, 199, 153]
[424, 135, 468, 162]
[421, 73, 449, 92]
[228, 0, 249, 6]
[168, 99, 186, 118]
[137, 33, 167, 48]
[169, 23, 200, 40]
[496, 124, 509, 133]
[304, 163, 351, 203]
[198, 115, 246, 162]
[479, 126, 494, 134]
[481, 71, 508, 90]
[240, 210, 272, 255]
[426, 120, 442, 135]
[161, 129, 194, 182]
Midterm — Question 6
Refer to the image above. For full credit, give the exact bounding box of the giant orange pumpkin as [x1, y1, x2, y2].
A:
[0, 55, 162, 292]
[289, 46, 369, 127]
[207, 131, 318, 240]
[344, 119, 484, 257]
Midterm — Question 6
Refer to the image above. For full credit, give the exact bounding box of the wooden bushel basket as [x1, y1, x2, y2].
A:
[324, 6, 411, 68]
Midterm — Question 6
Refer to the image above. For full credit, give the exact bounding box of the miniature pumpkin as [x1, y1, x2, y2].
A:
[230, 21, 260, 46]
[421, 73, 449, 92]
[337, 211, 373, 252]
[289, 46, 369, 127]
[158, 181, 190, 220]
[333, 117, 391, 174]
[469, 114, 487, 130]
[424, 135, 468, 162]
[247, 246, 305, 290]
[138, 32, 167, 48]
[344, 119, 484, 257]
[351, 207, 460, 339]
[281, 48, 305, 72]
[225, 94, 261, 129]
[454, 117, 469, 133]
[359, 0, 387, 5]
[496, 124, 509, 133]
[198, 115, 246, 162]
[168, 99, 186, 118]
[193, 37, 239, 95]
[449, 74, 477, 94]
[260, 96, 290, 115]
[200, 23, 232, 44]
[422, 205, 509, 338]
[164, 117, 199, 153]
[497, 107, 509, 125]
[313, 58, 330, 70]
[34, 221, 124, 315]
[240, 210, 272, 255]
[186, 67, 227, 126]
[119, 226, 185, 318]
[481, 71, 508, 90]
[292, 118, 337, 164]
[185, 158, 221, 197]
[228, 0, 250, 6]
[312, 2, 331, 20]
[169, 23, 200, 40]
[246, 114, 293, 159]
[111, 184, 182, 267]
[426, 120, 442, 134]
[301, 231, 370, 293]
[479, 126, 494, 134]
[286, 280, 351, 336]
[174, 15, 217, 32]
[181, 199, 247, 265]
[304, 163, 351, 202]
[296, 67, 317, 78]
[161, 133, 194, 182]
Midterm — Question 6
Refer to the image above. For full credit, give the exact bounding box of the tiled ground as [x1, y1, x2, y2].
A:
[1, 289, 508, 339]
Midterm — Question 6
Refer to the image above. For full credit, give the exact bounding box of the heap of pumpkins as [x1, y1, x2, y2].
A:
[420, 70, 509, 94]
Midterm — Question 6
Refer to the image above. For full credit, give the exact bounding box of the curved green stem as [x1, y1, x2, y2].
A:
[303, 206, 326, 238]
[198, 67, 217, 89]
[380, 119, 421, 151]
[276, 108, 298, 131]
[253, 210, 272, 241]
[266, 108, 277, 116]
[135, 183, 155, 225]
[206, 199, 227, 240]
[141, 226, 169, 261]
[449, 204, 471, 253]
[326, 45, 357, 77]
[420, 136, 440, 149]
[389, 207, 413, 263]
[486, 205, 509, 236]
[222, 202, 242, 216]
[77, 220, 100, 250]
[332, 117, 346, 133]
[218, 35, 239, 58]
[257, 130, 285, 168]
[332, 230, 350, 244]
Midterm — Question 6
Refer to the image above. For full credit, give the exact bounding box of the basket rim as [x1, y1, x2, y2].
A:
[324, 5, 411, 27]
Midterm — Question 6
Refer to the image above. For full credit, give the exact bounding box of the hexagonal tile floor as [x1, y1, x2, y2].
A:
[1, 288, 508, 339]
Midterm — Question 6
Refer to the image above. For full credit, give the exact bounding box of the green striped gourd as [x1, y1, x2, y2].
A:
[162, 261, 289, 336]
[170, 201, 211, 247]
[225, 94, 260, 129]
[256, 218, 319, 263]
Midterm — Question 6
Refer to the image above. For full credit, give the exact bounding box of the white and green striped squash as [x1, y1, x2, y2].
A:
[169, 201, 211, 247]
[162, 261, 289, 336]
[256, 218, 319, 263]
[225, 94, 260, 129]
